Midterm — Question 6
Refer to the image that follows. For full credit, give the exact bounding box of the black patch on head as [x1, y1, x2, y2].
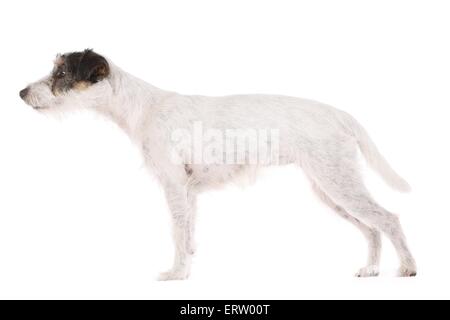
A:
[73, 49, 110, 83]
[51, 49, 110, 94]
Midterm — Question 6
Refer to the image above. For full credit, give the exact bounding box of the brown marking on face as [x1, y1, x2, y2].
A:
[72, 80, 91, 91]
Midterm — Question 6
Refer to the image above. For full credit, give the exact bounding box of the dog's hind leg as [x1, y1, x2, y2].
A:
[305, 147, 416, 277]
[311, 182, 381, 277]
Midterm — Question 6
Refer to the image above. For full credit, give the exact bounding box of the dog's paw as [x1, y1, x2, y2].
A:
[157, 270, 189, 281]
[355, 265, 380, 278]
[398, 266, 417, 277]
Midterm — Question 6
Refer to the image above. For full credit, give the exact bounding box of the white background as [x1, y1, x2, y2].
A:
[0, 0, 449, 299]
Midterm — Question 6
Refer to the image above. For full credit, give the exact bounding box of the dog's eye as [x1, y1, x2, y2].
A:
[56, 70, 66, 78]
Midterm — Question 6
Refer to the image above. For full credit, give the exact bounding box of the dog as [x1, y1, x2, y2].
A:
[20, 49, 416, 280]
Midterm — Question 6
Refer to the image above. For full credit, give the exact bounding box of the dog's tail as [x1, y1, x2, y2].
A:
[342, 112, 411, 192]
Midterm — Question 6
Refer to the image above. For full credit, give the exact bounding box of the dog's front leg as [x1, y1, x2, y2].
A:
[158, 184, 193, 281]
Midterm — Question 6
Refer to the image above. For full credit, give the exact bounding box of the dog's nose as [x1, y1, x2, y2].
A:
[20, 87, 29, 100]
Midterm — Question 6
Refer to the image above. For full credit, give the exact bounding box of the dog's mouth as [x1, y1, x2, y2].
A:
[21, 96, 47, 110]
[32, 105, 48, 110]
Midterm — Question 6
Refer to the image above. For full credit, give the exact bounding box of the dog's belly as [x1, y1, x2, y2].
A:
[185, 155, 296, 190]
[186, 163, 260, 190]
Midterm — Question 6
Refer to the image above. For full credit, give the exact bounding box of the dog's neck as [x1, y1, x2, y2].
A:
[98, 62, 173, 141]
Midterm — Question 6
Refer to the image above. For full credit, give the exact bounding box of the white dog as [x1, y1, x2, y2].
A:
[20, 49, 416, 280]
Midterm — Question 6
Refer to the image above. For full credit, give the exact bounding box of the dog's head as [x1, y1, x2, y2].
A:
[20, 49, 112, 111]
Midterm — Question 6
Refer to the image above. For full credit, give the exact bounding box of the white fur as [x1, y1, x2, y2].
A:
[22, 58, 417, 280]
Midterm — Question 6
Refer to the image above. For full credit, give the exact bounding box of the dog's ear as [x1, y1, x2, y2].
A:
[77, 49, 110, 83]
